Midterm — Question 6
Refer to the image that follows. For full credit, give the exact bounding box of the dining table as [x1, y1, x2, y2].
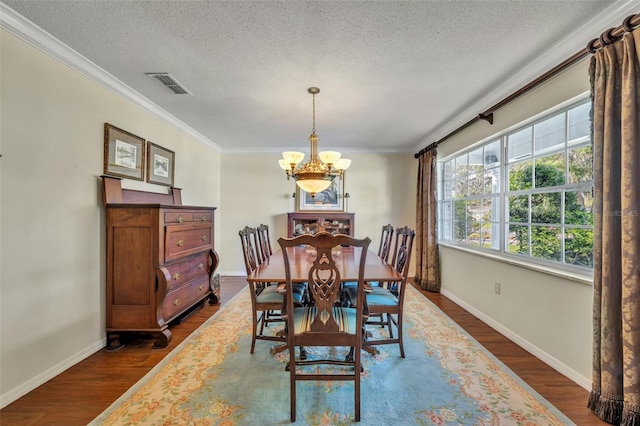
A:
[247, 244, 401, 356]
[246, 245, 401, 284]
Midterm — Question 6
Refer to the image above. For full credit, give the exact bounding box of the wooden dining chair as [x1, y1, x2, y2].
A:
[239, 226, 306, 354]
[363, 225, 415, 358]
[256, 223, 273, 264]
[278, 232, 371, 422]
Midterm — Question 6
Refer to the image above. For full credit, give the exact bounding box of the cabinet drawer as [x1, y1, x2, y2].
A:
[163, 274, 210, 321]
[163, 252, 210, 292]
[193, 211, 213, 223]
[165, 212, 193, 224]
[165, 223, 213, 262]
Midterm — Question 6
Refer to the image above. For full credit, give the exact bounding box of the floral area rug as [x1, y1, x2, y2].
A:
[90, 285, 574, 425]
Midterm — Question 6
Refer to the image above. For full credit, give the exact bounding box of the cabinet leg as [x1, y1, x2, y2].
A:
[152, 329, 172, 349]
[208, 291, 220, 305]
[106, 332, 125, 351]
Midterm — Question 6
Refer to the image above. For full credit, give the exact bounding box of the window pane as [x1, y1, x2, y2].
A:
[468, 168, 484, 196]
[568, 102, 591, 142]
[484, 167, 500, 194]
[568, 145, 593, 183]
[453, 177, 468, 198]
[509, 160, 532, 191]
[534, 113, 565, 154]
[508, 195, 529, 223]
[439, 202, 452, 240]
[565, 228, 594, 268]
[531, 226, 561, 261]
[442, 179, 454, 199]
[454, 200, 466, 221]
[455, 154, 468, 177]
[481, 222, 500, 249]
[531, 192, 561, 224]
[507, 224, 529, 255]
[468, 221, 481, 246]
[508, 127, 532, 161]
[481, 197, 496, 222]
[454, 221, 466, 242]
[565, 189, 594, 225]
[468, 147, 484, 168]
[484, 140, 501, 166]
[443, 160, 454, 181]
[467, 198, 482, 222]
[535, 153, 565, 188]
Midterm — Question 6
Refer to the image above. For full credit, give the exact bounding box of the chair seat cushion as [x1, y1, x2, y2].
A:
[292, 306, 357, 334]
[257, 283, 306, 305]
[366, 287, 399, 307]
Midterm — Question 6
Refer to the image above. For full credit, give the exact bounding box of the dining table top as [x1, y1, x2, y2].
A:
[247, 245, 401, 283]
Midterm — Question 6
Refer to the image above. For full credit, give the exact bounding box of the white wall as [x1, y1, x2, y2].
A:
[437, 59, 594, 388]
[0, 30, 221, 407]
[219, 152, 417, 275]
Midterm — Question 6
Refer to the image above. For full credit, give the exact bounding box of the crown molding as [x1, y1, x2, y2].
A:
[0, 3, 221, 152]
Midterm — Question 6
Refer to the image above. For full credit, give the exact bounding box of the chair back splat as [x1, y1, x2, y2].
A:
[278, 231, 371, 422]
[256, 223, 273, 264]
[377, 224, 394, 263]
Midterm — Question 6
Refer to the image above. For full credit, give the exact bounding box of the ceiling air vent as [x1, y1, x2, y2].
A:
[145, 73, 192, 95]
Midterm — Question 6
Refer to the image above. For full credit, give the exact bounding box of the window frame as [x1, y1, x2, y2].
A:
[437, 94, 594, 276]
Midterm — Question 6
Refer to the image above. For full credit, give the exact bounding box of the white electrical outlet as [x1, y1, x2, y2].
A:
[494, 282, 501, 294]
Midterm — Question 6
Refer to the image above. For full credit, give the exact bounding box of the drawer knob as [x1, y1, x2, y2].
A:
[176, 240, 184, 247]
[202, 215, 207, 221]
[202, 235, 208, 241]
[173, 298, 181, 306]
[198, 285, 204, 291]
[198, 263, 204, 270]
[173, 273, 181, 280]
[177, 216, 184, 223]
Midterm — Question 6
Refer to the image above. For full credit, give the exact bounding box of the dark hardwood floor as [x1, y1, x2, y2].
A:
[0, 276, 605, 425]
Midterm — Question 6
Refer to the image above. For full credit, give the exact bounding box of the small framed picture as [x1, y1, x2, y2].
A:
[146, 142, 175, 187]
[103, 123, 146, 181]
[297, 174, 344, 211]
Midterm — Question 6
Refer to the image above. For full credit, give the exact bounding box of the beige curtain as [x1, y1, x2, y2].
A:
[588, 26, 640, 426]
[415, 148, 441, 292]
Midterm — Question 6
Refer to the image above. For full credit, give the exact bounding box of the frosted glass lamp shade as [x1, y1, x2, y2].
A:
[278, 159, 290, 171]
[282, 151, 305, 166]
[318, 151, 341, 165]
[335, 158, 352, 170]
[296, 178, 332, 195]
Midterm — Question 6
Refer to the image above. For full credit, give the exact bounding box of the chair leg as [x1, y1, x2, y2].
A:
[397, 313, 405, 358]
[250, 310, 258, 354]
[355, 349, 361, 421]
[290, 358, 296, 422]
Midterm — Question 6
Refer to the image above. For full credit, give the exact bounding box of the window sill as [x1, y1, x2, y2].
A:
[438, 242, 593, 286]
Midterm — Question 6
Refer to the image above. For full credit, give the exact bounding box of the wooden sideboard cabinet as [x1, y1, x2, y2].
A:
[287, 212, 355, 237]
[102, 176, 219, 350]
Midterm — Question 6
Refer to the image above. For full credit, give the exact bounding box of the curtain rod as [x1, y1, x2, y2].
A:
[414, 12, 639, 159]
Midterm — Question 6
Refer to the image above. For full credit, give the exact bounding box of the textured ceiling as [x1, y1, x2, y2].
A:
[2, 1, 635, 153]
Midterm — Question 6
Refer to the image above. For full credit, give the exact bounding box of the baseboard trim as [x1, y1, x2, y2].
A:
[0, 338, 106, 409]
[440, 289, 592, 391]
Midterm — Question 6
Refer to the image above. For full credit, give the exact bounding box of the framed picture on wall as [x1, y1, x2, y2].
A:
[146, 142, 175, 187]
[296, 174, 344, 211]
[103, 123, 146, 181]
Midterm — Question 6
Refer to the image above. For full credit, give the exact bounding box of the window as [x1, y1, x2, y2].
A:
[438, 99, 593, 270]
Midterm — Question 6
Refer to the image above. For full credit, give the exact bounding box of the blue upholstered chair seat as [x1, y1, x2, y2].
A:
[366, 287, 399, 307]
[291, 306, 357, 334]
[256, 283, 306, 305]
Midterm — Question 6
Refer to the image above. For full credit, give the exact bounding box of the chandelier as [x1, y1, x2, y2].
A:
[279, 87, 351, 198]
